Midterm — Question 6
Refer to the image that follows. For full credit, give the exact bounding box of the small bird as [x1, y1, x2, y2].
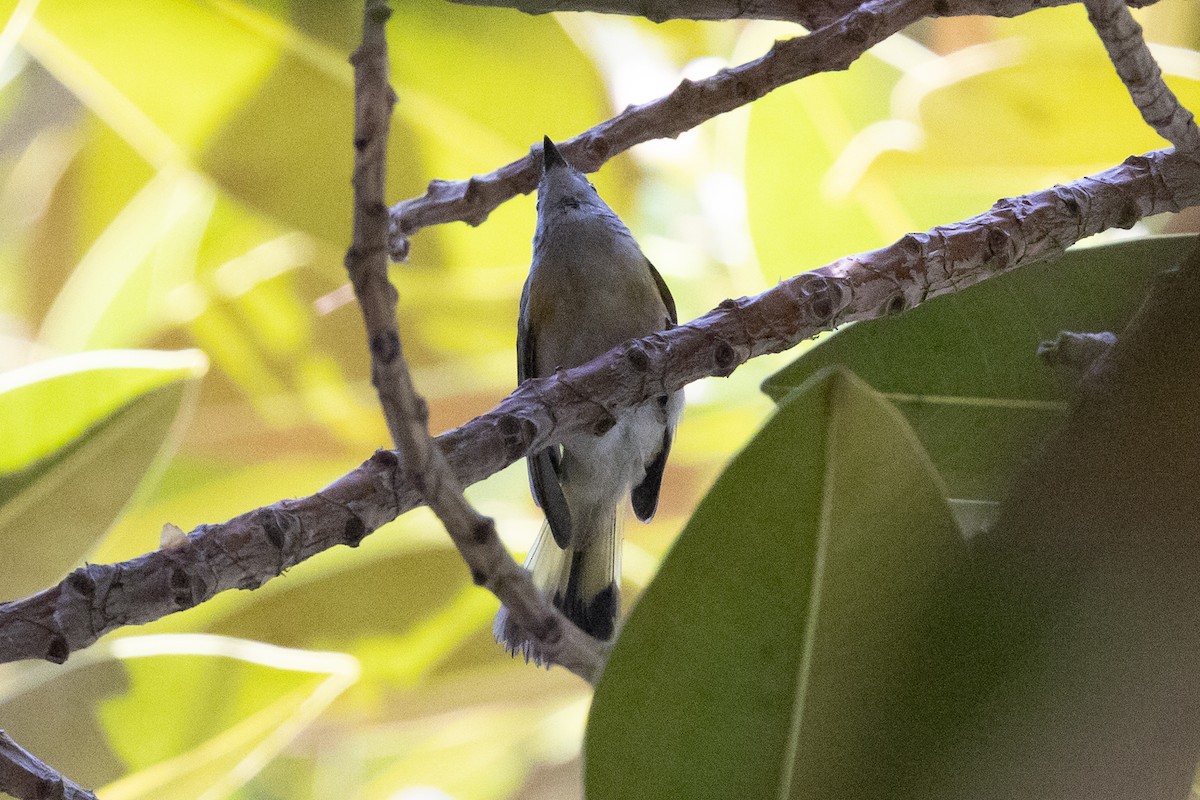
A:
[494, 136, 683, 664]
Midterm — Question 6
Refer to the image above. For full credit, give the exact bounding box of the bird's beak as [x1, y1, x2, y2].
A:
[542, 136, 568, 173]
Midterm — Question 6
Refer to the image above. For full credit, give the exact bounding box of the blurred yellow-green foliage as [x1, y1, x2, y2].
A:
[0, 0, 1197, 798]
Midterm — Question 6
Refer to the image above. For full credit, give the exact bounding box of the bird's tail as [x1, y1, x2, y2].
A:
[494, 510, 621, 665]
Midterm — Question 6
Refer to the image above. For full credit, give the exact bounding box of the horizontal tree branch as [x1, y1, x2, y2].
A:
[447, 0, 1159, 30]
[0, 730, 97, 800]
[2, 146, 1197, 666]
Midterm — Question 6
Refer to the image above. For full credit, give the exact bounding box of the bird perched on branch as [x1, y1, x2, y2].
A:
[494, 136, 683, 664]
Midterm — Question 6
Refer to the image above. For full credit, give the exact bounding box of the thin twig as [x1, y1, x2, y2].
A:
[0, 730, 98, 800]
[1084, 0, 1200, 153]
[388, 0, 931, 256]
[346, 0, 604, 680]
[2, 146, 1197, 669]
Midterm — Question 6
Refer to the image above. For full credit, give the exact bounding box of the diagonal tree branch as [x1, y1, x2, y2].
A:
[389, 0, 1164, 257]
[345, 0, 604, 679]
[447, 0, 874, 27]
[2, 145, 1197, 668]
[446, 0, 1160, 31]
[0, 730, 97, 800]
[388, 0, 930, 258]
[1084, 0, 1200, 154]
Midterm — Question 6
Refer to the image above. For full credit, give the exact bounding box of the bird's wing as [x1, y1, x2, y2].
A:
[632, 258, 678, 522]
[519, 281, 574, 547]
[646, 258, 677, 325]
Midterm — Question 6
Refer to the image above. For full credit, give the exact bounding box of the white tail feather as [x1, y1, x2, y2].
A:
[494, 512, 622, 665]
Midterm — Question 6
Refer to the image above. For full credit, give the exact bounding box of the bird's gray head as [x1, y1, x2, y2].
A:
[536, 136, 618, 227]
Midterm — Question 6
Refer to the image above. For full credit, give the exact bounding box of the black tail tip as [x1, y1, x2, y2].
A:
[559, 583, 618, 642]
[493, 584, 619, 666]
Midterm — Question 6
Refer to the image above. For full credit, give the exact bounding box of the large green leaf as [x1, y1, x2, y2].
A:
[763, 236, 1197, 499]
[0, 349, 206, 600]
[0, 634, 358, 800]
[586, 368, 975, 799]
